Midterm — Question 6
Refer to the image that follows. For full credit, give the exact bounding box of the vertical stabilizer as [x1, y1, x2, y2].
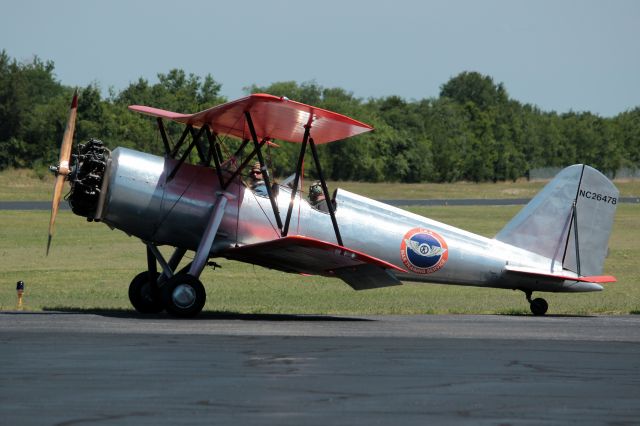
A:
[495, 165, 618, 275]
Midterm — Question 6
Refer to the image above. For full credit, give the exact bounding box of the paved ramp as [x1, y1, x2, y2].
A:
[1, 313, 639, 425]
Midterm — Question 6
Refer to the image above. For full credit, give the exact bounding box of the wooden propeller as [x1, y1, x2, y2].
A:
[47, 89, 78, 255]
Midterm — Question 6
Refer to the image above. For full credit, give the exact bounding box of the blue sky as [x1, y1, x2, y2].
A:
[1, 0, 638, 116]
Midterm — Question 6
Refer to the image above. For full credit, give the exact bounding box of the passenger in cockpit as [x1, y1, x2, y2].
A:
[309, 180, 329, 212]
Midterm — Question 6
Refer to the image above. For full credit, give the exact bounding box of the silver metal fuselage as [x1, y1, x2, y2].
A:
[96, 148, 598, 293]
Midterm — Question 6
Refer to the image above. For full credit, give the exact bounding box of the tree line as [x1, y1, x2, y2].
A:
[1, 50, 638, 182]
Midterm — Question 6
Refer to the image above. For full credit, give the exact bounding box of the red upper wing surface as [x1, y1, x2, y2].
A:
[129, 93, 373, 144]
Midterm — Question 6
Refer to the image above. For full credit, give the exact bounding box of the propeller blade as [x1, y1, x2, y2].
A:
[47, 89, 78, 255]
[58, 89, 78, 176]
[47, 174, 66, 255]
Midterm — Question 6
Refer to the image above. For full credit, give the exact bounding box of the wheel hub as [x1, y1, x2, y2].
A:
[172, 284, 196, 309]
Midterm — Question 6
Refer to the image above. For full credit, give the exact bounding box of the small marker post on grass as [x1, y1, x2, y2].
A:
[16, 280, 24, 310]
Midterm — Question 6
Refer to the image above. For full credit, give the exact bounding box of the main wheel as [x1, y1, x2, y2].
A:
[161, 273, 206, 318]
[530, 298, 549, 316]
[128, 271, 164, 314]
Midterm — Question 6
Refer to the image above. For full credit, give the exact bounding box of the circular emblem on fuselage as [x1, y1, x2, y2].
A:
[400, 228, 449, 274]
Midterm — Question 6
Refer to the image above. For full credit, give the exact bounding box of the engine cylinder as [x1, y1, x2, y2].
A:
[68, 139, 110, 220]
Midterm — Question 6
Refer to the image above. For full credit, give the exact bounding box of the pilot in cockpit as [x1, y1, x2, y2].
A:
[249, 162, 268, 197]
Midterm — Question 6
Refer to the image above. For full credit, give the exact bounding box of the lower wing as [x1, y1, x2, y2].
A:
[221, 235, 406, 290]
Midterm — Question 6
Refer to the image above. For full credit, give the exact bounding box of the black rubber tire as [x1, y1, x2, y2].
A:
[530, 298, 549, 316]
[161, 273, 206, 318]
[128, 271, 164, 314]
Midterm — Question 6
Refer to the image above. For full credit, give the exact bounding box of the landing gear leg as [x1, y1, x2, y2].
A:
[524, 290, 549, 316]
[161, 191, 234, 318]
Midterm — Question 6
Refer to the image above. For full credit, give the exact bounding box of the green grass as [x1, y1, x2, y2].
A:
[1, 204, 638, 315]
[0, 168, 55, 201]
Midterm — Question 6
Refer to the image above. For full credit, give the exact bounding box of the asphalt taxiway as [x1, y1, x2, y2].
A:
[1, 312, 639, 425]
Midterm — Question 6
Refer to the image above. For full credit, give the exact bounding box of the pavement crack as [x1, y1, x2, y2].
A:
[54, 412, 151, 426]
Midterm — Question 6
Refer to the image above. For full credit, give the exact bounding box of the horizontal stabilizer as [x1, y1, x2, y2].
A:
[221, 235, 405, 290]
[505, 265, 616, 283]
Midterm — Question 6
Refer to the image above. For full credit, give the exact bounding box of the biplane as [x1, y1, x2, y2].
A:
[47, 92, 619, 317]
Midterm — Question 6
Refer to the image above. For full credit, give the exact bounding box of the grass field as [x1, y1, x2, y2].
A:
[0, 204, 638, 315]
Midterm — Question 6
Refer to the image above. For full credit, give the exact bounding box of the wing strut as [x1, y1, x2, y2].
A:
[221, 138, 266, 190]
[283, 124, 310, 237]
[154, 119, 221, 181]
[244, 111, 284, 232]
[205, 126, 225, 187]
[167, 125, 207, 181]
[156, 118, 172, 155]
[309, 137, 343, 246]
[280, 122, 343, 246]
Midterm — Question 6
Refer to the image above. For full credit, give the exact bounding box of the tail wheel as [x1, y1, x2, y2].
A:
[162, 273, 206, 318]
[523, 290, 549, 316]
[530, 298, 549, 316]
[128, 271, 164, 314]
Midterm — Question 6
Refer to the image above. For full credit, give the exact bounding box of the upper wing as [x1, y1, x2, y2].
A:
[221, 235, 406, 290]
[129, 93, 373, 144]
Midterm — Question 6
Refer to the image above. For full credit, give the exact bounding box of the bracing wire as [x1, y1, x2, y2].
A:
[296, 160, 304, 235]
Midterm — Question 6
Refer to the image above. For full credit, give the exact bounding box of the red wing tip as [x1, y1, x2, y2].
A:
[128, 105, 188, 120]
[581, 275, 617, 283]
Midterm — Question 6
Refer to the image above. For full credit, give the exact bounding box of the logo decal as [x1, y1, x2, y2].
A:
[400, 228, 449, 274]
